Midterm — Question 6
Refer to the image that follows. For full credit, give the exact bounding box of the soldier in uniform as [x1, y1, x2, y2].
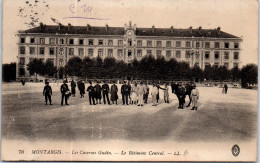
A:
[60, 80, 69, 105]
[178, 83, 186, 109]
[121, 81, 129, 105]
[143, 83, 149, 104]
[87, 81, 96, 105]
[71, 79, 76, 97]
[94, 81, 102, 104]
[191, 85, 199, 110]
[102, 81, 111, 105]
[43, 82, 52, 105]
[110, 81, 118, 105]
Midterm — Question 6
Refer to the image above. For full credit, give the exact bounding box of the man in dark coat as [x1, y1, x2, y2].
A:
[110, 81, 118, 105]
[178, 83, 186, 109]
[224, 83, 228, 94]
[60, 80, 69, 105]
[71, 79, 76, 97]
[43, 82, 52, 105]
[87, 81, 96, 105]
[143, 83, 149, 104]
[79, 80, 85, 98]
[94, 81, 102, 104]
[102, 81, 110, 105]
[121, 81, 129, 105]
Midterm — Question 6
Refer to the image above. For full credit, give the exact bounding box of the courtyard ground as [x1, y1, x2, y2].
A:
[1, 82, 258, 142]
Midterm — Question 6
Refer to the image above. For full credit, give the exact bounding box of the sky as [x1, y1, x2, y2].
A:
[2, 0, 258, 65]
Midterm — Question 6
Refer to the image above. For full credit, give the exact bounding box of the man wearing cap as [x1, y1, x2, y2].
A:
[60, 80, 69, 105]
[191, 85, 199, 110]
[102, 81, 111, 105]
[121, 81, 129, 105]
[43, 81, 52, 105]
[87, 81, 96, 105]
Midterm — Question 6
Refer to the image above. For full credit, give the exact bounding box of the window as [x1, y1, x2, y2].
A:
[39, 47, 45, 55]
[40, 38, 45, 44]
[69, 39, 74, 45]
[147, 50, 152, 55]
[214, 52, 219, 59]
[79, 39, 84, 45]
[224, 52, 229, 59]
[60, 38, 64, 45]
[205, 51, 210, 59]
[166, 41, 171, 47]
[108, 49, 113, 57]
[156, 50, 161, 58]
[30, 38, 35, 44]
[29, 47, 35, 54]
[137, 40, 142, 47]
[88, 39, 93, 45]
[128, 40, 132, 46]
[185, 51, 191, 58]
[176, 41, 181, 47]
[186, 41, 191, 48]
[156, 41, 162, 47]
[234, 52, 239, 59]
[176, 51, 181, 58]
[205, 62, 210, 68]
[205, 42, 210, 48]
[224, 62, 229, 68]
[108, 40, 113, 46]
[20, 37, 25, 43]
[195, 51, 200, 58]
[20, 47, 25, 54]
[98, 49, 103, 57]
[224, 43, 229, 48]
[88, 49, 93, 57]
[78, 48, 84, 56]
[214, 62, 219, 68]
[49, 38, 55, 44]
[98, 40, 103, 46]
[214, 42, 220, 48]
[234, 43, 239, 49]
[166, 50, 171, 58]
[118, 40, 123, 46]
[49, 47, 55, 55]
[69, 48, 74, 56]
[118, 49, 123, 57]
[20, 57, 25, 65]
[195, 42, 200, 48]
[233, 63, 238, 67]
[137, 50, 142, 57]
[146, 41, 152, 47]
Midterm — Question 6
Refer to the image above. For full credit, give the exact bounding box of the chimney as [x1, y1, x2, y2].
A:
[198, 26, 202, 34]
[105, 24, 109, 32]
[39, 22, 44, 30]
[68, 23, 72, 30]
[152, 25, 155, 33]
[86, 24, 90, 31]
[189, 26, 192, 34]
[217, 26, 221, 34]
[58, 23, 62, 30]
[170, 26, 174, 33]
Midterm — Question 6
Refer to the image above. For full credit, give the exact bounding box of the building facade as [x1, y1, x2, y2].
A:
[17, 22, 242, 79]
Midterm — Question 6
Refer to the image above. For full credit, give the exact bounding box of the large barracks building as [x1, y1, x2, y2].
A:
[17, 21, 242, 78]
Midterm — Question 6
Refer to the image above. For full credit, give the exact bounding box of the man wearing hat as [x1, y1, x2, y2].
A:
[121, 81, 129, 105]
[94, 81, 102, 104]
[191, 85, 199, 110]
[60, 80, 70, 105]
[87, 81, 96, 105]
[43, 81, 52, 105]
[102, 81, 111, 105]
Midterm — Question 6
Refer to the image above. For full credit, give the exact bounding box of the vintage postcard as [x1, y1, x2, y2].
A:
[1, 0, 258, 161]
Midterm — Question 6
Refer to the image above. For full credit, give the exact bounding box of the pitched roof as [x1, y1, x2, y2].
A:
[20, 24, 240, 38]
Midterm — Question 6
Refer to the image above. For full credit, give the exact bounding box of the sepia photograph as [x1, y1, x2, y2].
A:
[1, 0, 258, 161]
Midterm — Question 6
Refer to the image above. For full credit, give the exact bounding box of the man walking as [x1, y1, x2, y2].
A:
[121, 81, 129, 105]
[71, 79, 76, 97]
[102, 81, 110, 105]
[43, 82, 52, 105]
[94, 81, 102, 104]
[137, 81, 146, 106]
[87, 81, 96, 105]
[191, 85, 199, 110]
[60, 80, 69, 105]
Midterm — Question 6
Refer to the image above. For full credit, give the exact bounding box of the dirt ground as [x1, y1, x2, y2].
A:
[1, 82, 258, 142]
